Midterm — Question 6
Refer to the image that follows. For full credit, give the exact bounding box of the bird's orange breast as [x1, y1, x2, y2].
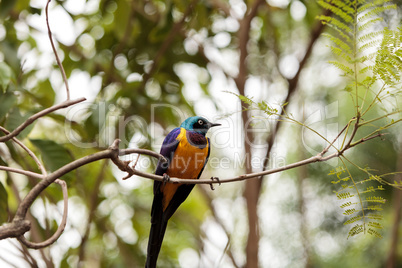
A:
[162, 128, 209, 210]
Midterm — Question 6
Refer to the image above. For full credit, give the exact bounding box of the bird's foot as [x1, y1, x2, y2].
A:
[209, 176, 221, 190]
[162, 173, 171, 187]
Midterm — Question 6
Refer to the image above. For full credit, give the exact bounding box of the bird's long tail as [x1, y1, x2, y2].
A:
[146, 194, 168, 268]
[146, 219, 168, 268]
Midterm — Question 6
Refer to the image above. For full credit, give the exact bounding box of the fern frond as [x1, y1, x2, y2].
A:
[344, 215, 362, 225]
[357, 0, 393, 13]
[348, 224, 364, 238]
[359, 52, 379, 63]
[358, 39, 382, 54]
[319, 15, 353, 36]
[238, 95, 254, 105]
[330, 0, 355, 15]
[328, 167, 346, 177]
[340, 201, 357, 208]
[366, 214, 383, 220]
[321, 0, 399, 239]
[358, 30, 385, 44]
[367, 228, 383, 238]
[341, 184, 353, 190]
[368, 221, 383, 229]
[343, 208, 358, 215]
[358, 76, 376, 88]
[365, 196, 386, 203]
[359, 185, 384, 194]
[366, 205, 383, 211]
[358, 17, 383, 32]
[358, 4, 396, 23]
[317, 1, 354, 23]
[336, 192, 354, 199]
[323, 33, 353, 54]
[328, 61, 354, 75]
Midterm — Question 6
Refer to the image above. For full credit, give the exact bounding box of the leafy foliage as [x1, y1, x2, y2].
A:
[29, 139, 74, 179]
[318, 0, 402, 238]
[234, 0, 402, 240]
[328, 167, 385, 238]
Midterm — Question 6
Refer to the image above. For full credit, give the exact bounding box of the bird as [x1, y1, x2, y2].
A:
[145, 116, 220, 268]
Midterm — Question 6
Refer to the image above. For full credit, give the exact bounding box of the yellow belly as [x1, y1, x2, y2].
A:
[162, 128, 209, 210]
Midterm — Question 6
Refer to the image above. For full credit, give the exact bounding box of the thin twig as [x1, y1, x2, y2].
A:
[0, 166, 44, 180]
[0, 127, 47, 175]
[320, 122, 349, 156]
[45, 0, 70, 100]
[340, 116, 360, 155]
[0, 98, 86, 143]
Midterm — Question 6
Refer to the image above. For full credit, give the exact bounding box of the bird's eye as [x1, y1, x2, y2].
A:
[198, 119, 203, 125]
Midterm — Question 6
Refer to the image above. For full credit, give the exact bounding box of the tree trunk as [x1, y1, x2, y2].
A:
[385, 144, 402, 268]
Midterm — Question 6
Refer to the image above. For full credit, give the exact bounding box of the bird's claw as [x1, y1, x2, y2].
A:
[209, 176, 220, 190]
[162, 173, 170, 186]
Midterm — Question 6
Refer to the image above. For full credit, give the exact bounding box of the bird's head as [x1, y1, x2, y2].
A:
[180, 116, 221, 135]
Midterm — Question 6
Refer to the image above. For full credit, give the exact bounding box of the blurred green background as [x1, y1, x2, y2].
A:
[0, 0, 401, 267]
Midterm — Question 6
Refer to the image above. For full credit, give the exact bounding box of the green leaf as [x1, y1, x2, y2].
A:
[29, 139, 74, 180]
[0, 91, 17, 121]
[30, 80, 56, 107]
[0, 180, 9, 224]
[5, 108, 35, 139]
[0, 62, 14, 92]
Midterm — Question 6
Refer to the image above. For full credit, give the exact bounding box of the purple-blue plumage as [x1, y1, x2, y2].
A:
[154, 127, 181, 177]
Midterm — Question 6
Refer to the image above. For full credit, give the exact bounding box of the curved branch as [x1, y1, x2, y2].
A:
[13, 142, 165, 223]
[17, 179, 68, 249]
[0, 98, 86, 143]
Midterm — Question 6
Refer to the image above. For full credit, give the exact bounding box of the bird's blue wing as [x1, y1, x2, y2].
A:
[154, 127, 181, 175]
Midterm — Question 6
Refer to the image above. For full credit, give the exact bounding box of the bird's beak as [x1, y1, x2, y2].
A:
[210, 123, 221, 127]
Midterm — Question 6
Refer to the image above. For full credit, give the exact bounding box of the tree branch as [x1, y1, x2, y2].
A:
[0, 221, 31, 240]
[0, 166, 44, 180]
[0, 141, 166, 245]
[17, 179, 68, 249]
[46, 0, 70, 100]
[0, 116, 386, 244]
[0, 98, 86, 143]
